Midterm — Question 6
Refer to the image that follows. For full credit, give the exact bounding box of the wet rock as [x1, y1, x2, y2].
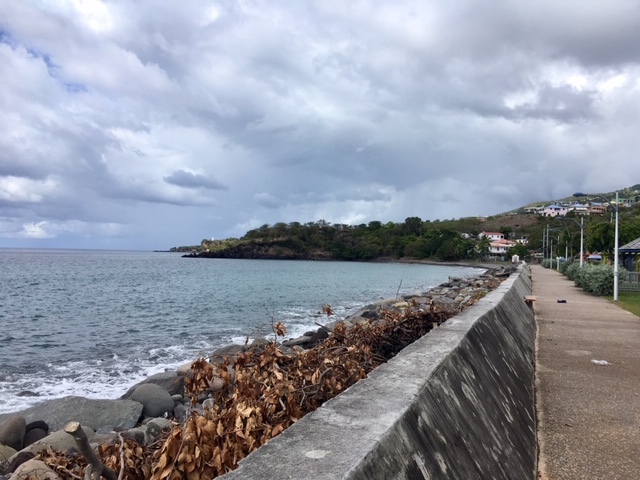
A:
[208, 376, 225, 392]
[173, 404, 189, 423]
[0, 416, 25, 451]
[121, 427, 146, 445]
[15, 391, 39, 398]
[344, 315, 367, 325]
[430, 296, 459, 314]
[177, 361, 194, 377]
[0, 397, 142, 433]
[5, 451, 35, 475]
[128, 384, 174, 418]
[10, 458, 60, 479]
[360, 311, 379, 321]
[282, 336, 313, 348]
[24, 421, 48, 435]
[22, 428, 47, 448]
[250, 337, 270, 349]
[10, 426, 94, 461]
[90, 432, 118, 450]
[121, 371, 185, 398]
[210, 344, 244, 363]
[305, 328, 330, 348]
[0, 444, 17, 464]
[145, 418, 172, 444]
[278, 345, 295, 355]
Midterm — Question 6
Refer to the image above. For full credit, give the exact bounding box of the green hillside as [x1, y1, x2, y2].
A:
[174, 185, 640, 262]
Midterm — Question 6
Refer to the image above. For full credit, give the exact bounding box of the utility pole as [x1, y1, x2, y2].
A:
[614, 191, 619, 301]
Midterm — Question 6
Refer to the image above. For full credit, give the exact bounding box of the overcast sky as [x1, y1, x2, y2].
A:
[1, 0, 639, 250]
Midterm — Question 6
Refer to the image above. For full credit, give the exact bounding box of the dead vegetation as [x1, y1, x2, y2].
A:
[21, 279, 501, 480]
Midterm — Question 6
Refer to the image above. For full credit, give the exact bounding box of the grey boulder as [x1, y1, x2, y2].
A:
[144, 417, 173, 444]
[0, 397, 143, 432]
[127, 384, 174, 418]
[120, 371, 185, 398]
[10, 458, 60, 479]
[0, 415, 26, 451]
[0, 443, 18, 464]
[23, 428, 47, 448]
[9, 426, 95, 462]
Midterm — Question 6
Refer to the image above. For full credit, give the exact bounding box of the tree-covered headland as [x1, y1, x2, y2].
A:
[172, 191, 640, 263]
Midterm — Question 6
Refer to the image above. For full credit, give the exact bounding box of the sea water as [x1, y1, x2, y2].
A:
[0, 249, 482, 414]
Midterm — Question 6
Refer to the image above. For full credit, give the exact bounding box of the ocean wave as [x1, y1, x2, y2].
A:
[0, 251, 482, 414]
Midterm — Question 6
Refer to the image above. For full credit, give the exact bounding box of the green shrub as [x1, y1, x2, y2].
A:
[541, 259, 552, 269]
[559, 259, 574, 275]
[573, 265, 587, 288]
[569, 264, 627, 296]
[583, 264, 613, 295]
[564, 262, 580, 281]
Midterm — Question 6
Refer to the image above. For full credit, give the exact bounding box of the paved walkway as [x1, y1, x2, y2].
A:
[533, 265, 640, 479]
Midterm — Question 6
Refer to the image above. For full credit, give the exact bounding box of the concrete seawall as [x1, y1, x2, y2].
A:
[221, 265, 536, 480]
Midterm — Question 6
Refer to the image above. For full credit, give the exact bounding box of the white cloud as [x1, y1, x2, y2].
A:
[1, 0, 639, 249]
[16, 220, 126, 239]
[69, 0, 113, 32]
[22, 221, 54, 238]
[0, 177, 59, 203]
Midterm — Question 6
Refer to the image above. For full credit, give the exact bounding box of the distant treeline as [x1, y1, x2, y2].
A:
[172, 201, 640, 262]
[175, 218, 514, 261]
[240, 218, 487, 260]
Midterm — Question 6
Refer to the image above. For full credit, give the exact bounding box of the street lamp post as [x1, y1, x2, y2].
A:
[547, 226, 561, 268]
[542, 223, 549, 260]
[579, 216, 585, 268]
[614, 191, 620, 301]
[556, 215, 585, 267]
[574, 191, 619, 300]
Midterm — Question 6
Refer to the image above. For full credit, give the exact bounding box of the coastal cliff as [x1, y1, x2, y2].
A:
[183, 239, 334, 260]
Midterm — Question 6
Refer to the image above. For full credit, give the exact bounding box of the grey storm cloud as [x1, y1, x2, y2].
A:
[164, 170, 228, 191]
[1, 0, 639, 250]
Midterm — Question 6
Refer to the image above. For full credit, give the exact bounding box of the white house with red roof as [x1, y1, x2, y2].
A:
[489, 239, 517, 255]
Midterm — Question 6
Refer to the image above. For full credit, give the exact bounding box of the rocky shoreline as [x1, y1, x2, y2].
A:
[0, 265, 514, 479]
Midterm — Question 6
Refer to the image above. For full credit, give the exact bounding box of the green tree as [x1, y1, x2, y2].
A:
[403, 216, 423, 236]
[368, 220, 382, 231]
[403, 237, 428, 258]
[477, 237, 491, 258]
[586, 222, 615, 254]
[509, 243, 529, 258]
[500, 226, 513, 239]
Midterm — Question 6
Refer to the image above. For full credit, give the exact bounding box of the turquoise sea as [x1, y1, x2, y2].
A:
[0, 249, 483, 414]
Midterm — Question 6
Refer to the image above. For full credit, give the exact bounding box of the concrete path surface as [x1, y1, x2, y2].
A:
[533, 265, 640, 479]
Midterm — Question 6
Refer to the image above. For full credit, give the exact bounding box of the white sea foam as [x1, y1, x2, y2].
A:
[0, 344, 221, 414]
[0, 250, 483, 415]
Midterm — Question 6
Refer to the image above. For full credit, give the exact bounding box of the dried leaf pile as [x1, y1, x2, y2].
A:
[26, 281, 500, 480]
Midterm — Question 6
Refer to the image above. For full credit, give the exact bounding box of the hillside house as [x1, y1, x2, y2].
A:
[588, 203, 607, 215]
[479, 231, 504, 241]
[489, 239, 516, 255]
[542, 204, 569, 217]
[524, 206, 544, 215]
[570, 203, 589, 215]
